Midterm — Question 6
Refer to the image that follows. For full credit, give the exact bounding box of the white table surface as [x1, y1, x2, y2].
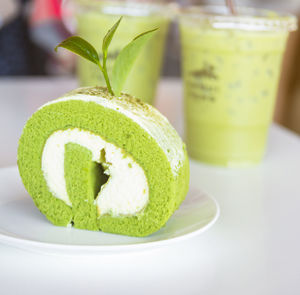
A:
[0, 77, 300, 295]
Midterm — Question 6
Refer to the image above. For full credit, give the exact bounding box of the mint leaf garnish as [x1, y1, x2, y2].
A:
[111, 28, 158, 97]
[101, 17, 122, 95]
[55, 36, 100, 67]
[55, 18, 157, 97]
[102, 17, 122, 60]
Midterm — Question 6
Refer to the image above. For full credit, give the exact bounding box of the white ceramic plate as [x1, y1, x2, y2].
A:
[0, 166, 219, 255]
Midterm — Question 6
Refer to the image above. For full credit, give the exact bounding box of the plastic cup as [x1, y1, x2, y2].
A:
[179, 6, 297, 167]
[74, 0, 172, 104]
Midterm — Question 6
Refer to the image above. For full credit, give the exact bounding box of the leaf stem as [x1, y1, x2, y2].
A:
[97, 60, 114, 95]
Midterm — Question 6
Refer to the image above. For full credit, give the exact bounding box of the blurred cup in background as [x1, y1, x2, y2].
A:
[179, 6, 297, 167]
[70, 0, 173, 104]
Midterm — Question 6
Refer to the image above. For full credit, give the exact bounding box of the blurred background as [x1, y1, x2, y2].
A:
[0, 0, 300, 166]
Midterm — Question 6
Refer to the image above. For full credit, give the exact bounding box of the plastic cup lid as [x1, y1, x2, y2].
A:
[179, 5, 298, 32]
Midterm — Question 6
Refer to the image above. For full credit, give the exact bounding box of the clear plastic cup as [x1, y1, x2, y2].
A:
[73, 0, 173, 104]
[179, 6, 297, 167]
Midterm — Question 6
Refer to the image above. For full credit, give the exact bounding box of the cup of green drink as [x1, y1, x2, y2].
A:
[179, 6, 297, 167]
[73, 0, 172, 104]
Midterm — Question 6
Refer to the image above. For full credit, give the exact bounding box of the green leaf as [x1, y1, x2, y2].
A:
[102, 17, 122, 60]
[55, 36, 100, 67]
[111, 28, 158, 96]
[101, 17, 122, 96]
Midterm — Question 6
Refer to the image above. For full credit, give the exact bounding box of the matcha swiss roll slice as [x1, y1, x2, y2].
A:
[17, 18, 189, 237]
[18, 87, 189, 236]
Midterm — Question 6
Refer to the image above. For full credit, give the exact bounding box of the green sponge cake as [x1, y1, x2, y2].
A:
[17, 87, 189, 237]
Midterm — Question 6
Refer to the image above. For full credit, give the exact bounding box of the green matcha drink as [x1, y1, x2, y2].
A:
[179, 6, 297, 166]
[75, 1, 171, 104]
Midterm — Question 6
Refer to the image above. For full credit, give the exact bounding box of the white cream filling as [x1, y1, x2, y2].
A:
[42, 128, 149, 216]
[42, 92, 185, 176]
